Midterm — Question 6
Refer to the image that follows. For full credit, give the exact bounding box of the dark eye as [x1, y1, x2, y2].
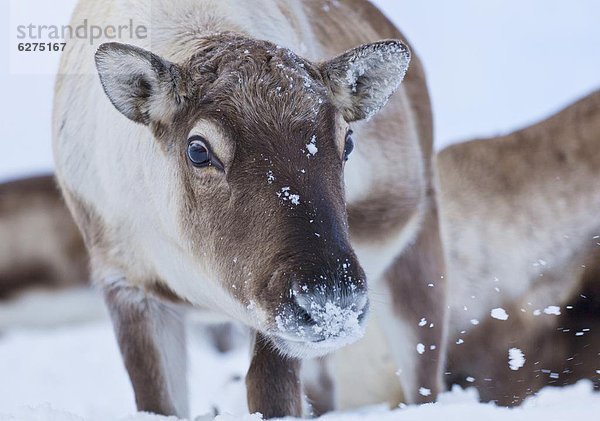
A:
[343, 130, 354, 161]
[187, 136, 211, 167]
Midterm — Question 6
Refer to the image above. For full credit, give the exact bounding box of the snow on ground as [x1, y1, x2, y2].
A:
[0, 318, 250, 421]
[4, 381, 600, 421]
[1, 301, 600, 421]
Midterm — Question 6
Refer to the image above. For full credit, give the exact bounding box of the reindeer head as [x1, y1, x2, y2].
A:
[95, 34, 410, 357]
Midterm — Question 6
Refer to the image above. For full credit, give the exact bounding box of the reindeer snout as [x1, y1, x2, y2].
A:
[276, 277, 369, 343]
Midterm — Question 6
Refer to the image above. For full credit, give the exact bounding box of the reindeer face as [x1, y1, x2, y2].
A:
[95, 34, 410, 357]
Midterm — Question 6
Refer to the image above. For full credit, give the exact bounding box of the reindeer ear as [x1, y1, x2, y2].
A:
[320, 40, 411, 122]
[95, 42, 187, 125]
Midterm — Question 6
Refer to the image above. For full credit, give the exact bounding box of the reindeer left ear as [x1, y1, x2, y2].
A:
[95, 42, 188, 125]
[320, 40, 411, 122]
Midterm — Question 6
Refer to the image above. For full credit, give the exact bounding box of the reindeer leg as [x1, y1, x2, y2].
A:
[246, 332, 302, 418]
[302, 356, 336, 416]
[375, 201, 448, 404]
[103, 280, 188, 417]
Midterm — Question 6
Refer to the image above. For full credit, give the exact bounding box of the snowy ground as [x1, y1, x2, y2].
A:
[2, 291, 600, 421]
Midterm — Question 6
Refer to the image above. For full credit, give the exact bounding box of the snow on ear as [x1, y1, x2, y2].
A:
[95, 42, 187, 125]
[320, 40, 411, 122]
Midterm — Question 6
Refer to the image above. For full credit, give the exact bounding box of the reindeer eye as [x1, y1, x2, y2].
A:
[343, 130, 354, 161]
[187, 136, 211, 167]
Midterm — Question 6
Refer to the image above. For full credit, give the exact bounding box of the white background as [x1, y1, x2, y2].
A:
[0, 0, 599, 180]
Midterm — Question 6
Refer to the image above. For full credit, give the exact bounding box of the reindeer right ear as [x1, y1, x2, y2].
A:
[95, 43, 187, 125]
[320, 40, 411, 122]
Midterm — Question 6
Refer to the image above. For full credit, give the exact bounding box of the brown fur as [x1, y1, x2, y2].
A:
[246, 333, 303, 418]
[306, 0, 433, 242]
[302, 0, 445, 407]
[0, 175, 88, 299]
[90, 32, 370, 332]
[104, 281, 188, 416]
[446, 267, 600, 405]
[153, 34, 357, 318]
[382, 192, 447, 403]
[446, 252, 600, 404]
[438, 89, 600, 404]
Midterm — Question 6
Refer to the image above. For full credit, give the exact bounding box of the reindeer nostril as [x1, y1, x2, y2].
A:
[293, 293, 316, 324]
[298, 305, 315, 325]
[357, 307, 368, 323]
[354, 293, 368, 313]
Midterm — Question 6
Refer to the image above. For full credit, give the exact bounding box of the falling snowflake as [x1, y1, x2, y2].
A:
[419, 387, 431, 397]
[306, 135, 318, 156]
[508, 348, 525, 371]
[491, 308, 509, 320]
